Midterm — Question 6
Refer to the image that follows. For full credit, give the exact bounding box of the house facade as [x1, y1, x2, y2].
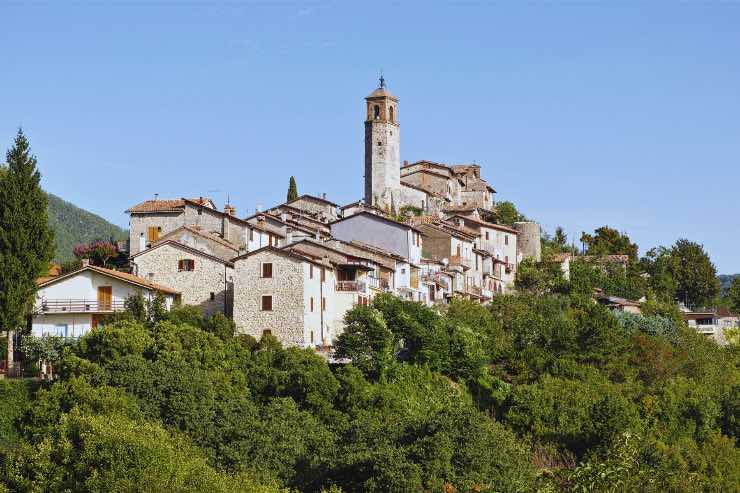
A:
[130, 241, 234, 317]
[33, 263, 179, 338]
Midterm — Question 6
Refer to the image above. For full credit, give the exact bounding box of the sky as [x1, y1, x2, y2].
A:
[1, 2, 738, 273]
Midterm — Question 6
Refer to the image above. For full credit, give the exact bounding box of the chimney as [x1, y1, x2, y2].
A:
[315, 229, 321, 240]
[457, 217, 465, 227]
[280, 212, 288, 223]
[322, 192, 327, 200]
[256, 204, 262, 213]
[81, 259, 90, 267]
[154, 193, 159, 201]
[222, 213, 231, 241]
[403, 160, 408, 166]
[224, 204, 235, 216]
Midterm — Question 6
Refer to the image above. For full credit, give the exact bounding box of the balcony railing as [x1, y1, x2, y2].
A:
[449, 255, 471, 268]
[336, 281, 366, 292]
[367, 276, 390, 291]
[35, 299, 126, 314]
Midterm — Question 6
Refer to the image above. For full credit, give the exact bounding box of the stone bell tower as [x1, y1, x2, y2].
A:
[364, 76, 400, 211]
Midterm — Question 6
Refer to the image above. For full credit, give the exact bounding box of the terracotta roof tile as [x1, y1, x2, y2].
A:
[126, 197, 213, 213]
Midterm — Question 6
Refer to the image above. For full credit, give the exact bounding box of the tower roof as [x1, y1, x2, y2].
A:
[366, 76, 397, 100]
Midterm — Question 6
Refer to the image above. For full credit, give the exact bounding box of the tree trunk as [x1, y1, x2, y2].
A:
[6, 330, 15, 377]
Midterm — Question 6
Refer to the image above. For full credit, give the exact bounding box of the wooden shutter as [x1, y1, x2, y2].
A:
[97, 286, 112, 310]
[261, 295, 272, 311]
[147, 227, 160, 242]
[262, 263, 272, 278]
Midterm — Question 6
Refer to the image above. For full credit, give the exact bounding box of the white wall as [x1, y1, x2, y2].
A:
[32, 313, 92, 338]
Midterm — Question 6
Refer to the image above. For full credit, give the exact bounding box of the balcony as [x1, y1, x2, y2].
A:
[367, 276, 390, 291]
[449, 255, 471, 269]
[35, 299, 126, 314]
[336, 280, 366, 292]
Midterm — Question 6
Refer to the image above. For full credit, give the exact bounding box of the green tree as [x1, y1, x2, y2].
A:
[726, 276, 740, 313]
[580, 226, 638, 261]
[286, 176, 298, 202]
[495, 200, 525, 226]
[0, 130, 55, 338]
[668, 239, 720, 308]
[640, 246, 677, 302]
[334, 305, 395, 380]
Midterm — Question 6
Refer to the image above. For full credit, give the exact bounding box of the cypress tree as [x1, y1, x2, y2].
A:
[0, 130, 55, 335]
[287, 176, 298, 202]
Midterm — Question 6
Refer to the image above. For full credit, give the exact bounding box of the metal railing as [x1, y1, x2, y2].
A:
[367, 276, 390, 291]
[35, 299, 126, 314]
[336, 281, 366, 292]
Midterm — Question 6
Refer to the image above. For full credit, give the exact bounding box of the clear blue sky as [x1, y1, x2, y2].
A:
[1, 2, 738, 273]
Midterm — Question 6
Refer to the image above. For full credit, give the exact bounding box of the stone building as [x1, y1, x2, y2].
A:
[130, 240, 234, 317]
[231, 244, 378, 348]
[126, 197, 248, 256]
[365, 77, 401, 211]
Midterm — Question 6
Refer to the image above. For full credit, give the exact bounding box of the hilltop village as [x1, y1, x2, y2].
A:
[31, 79, 543, 349]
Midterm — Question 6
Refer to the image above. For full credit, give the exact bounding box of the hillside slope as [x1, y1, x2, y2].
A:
[47, 193, 127, 263]
[719, 274, 739, 296]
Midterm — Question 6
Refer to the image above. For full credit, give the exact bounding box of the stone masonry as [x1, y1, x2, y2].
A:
[132, 242, 233, 317]
[232, 250, 306, 346]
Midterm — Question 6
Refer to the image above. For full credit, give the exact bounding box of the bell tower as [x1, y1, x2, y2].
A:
[364, 76, 400, 211]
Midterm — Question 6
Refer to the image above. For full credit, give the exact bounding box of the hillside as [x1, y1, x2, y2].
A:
[47, 193, 127, 263]
[719, 274, 739, 295]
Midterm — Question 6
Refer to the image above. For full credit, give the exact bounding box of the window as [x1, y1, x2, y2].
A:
[309, 264, 314, 279]
[249, 228, 254, 241]
[261, 262, 273, 278]
[321, 268, 325, 282]
[373, 105, 380, 119]
[262, 329, 272, 337]
[310, 330, 314, 344]
[389, 106, 394, 122]
[147, 226, 160, 242]
[178, 259, 195, 271]
[401, 268, 406, 274]
[310, 297, 314, 312]
[210, 292, 215, 301]
[261, 295, 273, 311]
[49, 324, 68, 338]
[485, 231, 489, 240]
[505, 235, 509, 246]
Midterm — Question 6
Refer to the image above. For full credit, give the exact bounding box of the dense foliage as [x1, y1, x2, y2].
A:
[2, 282, 737, 492]
[47, 193, 127, 263]
[287, 176, 299, 202]
[0, 131, 55, 332]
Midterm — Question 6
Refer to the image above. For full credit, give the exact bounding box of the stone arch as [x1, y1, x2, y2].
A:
[373, 105, 380, 119]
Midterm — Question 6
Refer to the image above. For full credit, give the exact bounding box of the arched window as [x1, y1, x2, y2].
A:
[389, 106, 394, 122]
[373, 105, 380, 119]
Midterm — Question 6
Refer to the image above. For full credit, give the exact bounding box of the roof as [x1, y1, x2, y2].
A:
[130, 240, 235, 267]
[126, 197, 213, 214]
[282, 239, 377, 270]
[578, 255, 630, 264]
[322, 239, 399, 270]
[287, 194, 339, 208]
[155, 225, 239, 252]
[329, 210, 425, 234]
[597, 294, 641, 307]
[446, 214, 519, 234]
[400, 180, 449, 200]
[37, 265, 180, 295]
[231, 245, 332, 269]
[366, 87, 397, 100]
[401, 160, 453, 173]
[408, 216, 479, 241]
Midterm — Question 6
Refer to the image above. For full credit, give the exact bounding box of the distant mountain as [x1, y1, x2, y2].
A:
[47, 193, 127, 263]
[719, 274, 739, 296]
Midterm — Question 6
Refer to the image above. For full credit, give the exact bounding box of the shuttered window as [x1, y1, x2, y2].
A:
[178, 259, 195, 271]
[261, 295, 273, 311]
[147, 226, 161, 242]
[261, 263, 273, 278]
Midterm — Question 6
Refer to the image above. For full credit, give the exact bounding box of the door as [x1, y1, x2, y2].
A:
[97, 286, 112, 311]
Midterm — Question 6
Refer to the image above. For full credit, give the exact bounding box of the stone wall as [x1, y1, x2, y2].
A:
[364, 120, 400, 210]
[513, 222, 541, 262]
[132, 243, 232, 316]
[232, 250, 305, 346]
[129, 212, 184, 256]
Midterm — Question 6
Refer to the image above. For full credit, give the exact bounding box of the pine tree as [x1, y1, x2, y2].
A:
[0, 130, 55, 334]
[287, 176, 298, 202]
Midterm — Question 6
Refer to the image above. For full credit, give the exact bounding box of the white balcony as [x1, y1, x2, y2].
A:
[35, 299, 126, 314]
